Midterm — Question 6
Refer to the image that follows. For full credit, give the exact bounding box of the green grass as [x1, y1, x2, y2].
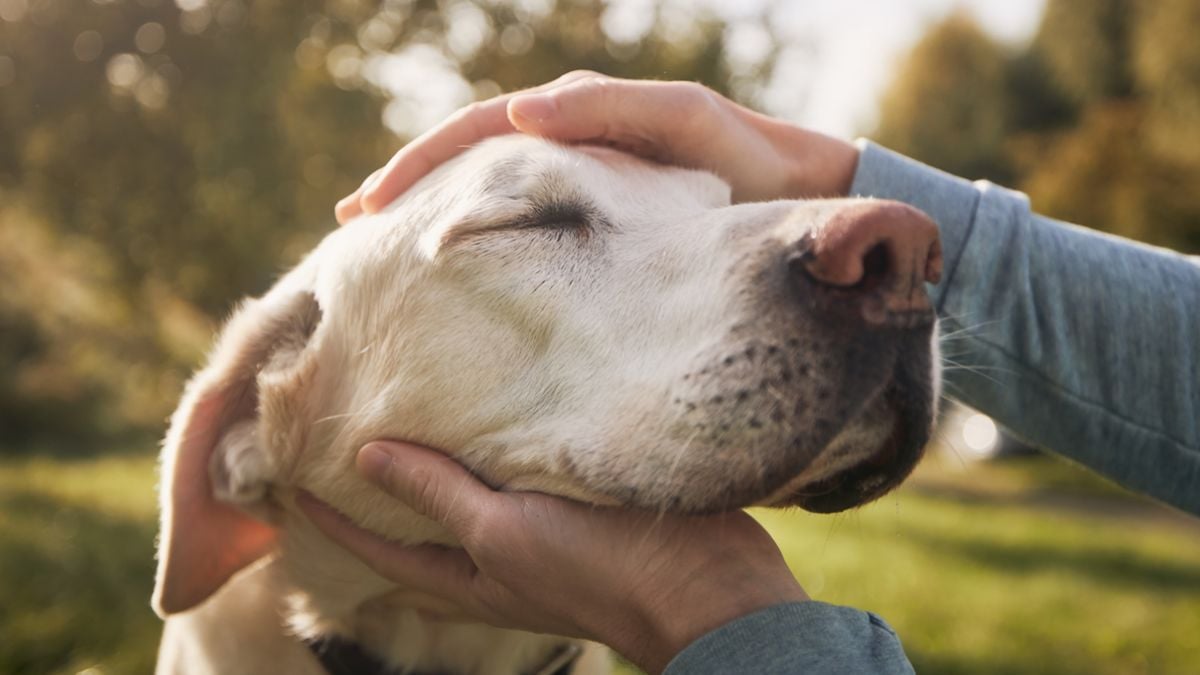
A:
[755, 492, 1200, 674]
[0, 453, 160, 675]
[3, 450, 1198, 675]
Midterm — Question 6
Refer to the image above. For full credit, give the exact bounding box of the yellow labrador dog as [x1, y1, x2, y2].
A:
[153, 135, 942, 674]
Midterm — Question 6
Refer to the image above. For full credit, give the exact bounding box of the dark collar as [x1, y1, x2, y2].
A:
[304, 634, 580, 675]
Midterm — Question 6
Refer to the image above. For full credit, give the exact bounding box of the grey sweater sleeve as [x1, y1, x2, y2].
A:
[663, 601, 913, 674]
[850, 140, 1200, 516]
[662, 142, 1199, 675]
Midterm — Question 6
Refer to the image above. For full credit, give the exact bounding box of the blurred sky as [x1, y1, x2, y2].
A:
[373, 0, 1046, 140]
[749, 0, 1047, 137]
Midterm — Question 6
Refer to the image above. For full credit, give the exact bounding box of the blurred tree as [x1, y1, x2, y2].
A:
[0, 0, 779, 449]
[1030, 0, 1134, 106]
[874, 0, 1200, 253]
[874, 14, 1014, 182]
[0, 0, 395, 447]
[1134, 0, 1200, 166]
[1015, 104, 1200, 252]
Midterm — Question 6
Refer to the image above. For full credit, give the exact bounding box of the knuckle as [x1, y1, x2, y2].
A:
[669, 82, 726, 138]
[560, 69, 603, 83]
[462, 507, 497, 543]
[458, 521, 490, 554]
[403, 465, 443, 515]
[560, 75, 618, 110]
[457, 100, 484, 119]
[460, 508, 512, 561]
[672, 81, 717, 113]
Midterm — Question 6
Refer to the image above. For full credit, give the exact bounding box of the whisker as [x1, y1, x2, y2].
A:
[938, 357, 1012, 388]
[312, 411, 368, 425]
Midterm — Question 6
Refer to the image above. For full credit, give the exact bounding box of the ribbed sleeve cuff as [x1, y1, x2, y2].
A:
[663, 601, 913, 675]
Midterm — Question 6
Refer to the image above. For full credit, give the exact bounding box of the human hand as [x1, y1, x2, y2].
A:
[335, 72, 860, 223]
[297, 441, 808, 674]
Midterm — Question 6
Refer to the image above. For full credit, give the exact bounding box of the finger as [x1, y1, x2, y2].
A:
[296, 490, 481, 603]
[356, 442, 500, 542]
[359, 101, 515, 213]
[507, 78, 717, 159]
[381, 588, 474, 622]
[334, 169, 381, 224]
[334, 192, 363, 225]
[359, 70, 600, 213]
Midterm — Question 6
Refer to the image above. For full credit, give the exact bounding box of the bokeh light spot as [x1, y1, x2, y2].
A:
[135, 22, 166, 54]
[499, 23, 534, 56]
[962, 413, 1000, 456]
[74, 30, 104, 62]
[106, 53, 144, 89]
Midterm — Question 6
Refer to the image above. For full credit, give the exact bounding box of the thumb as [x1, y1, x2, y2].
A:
[357, 442, 497, 541]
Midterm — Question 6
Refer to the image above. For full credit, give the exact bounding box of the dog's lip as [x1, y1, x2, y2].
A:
[783, 380, 929, 513]
[787, 414, 905, 512]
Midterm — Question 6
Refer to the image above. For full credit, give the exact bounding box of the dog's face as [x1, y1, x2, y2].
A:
[154, 135, 941, 615]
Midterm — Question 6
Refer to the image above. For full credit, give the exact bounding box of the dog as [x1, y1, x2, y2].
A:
[152, 134, 943, 674]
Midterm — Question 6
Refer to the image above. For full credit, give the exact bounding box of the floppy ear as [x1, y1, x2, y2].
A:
[153, 289, 321, 617]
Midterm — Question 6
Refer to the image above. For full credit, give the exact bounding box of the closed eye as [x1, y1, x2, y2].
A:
[437, 197, 602, 251]
[514, 199, 598, 235]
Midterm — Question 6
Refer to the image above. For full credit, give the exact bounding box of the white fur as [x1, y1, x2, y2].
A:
[154, 136, 940, 674]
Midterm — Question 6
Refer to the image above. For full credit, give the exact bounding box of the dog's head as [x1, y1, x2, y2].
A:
[153, 135, 941, 615]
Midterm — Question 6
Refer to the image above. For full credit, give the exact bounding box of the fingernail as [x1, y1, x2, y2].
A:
[334, 195, 359, 222]
[511, 94, 557, 123]
[358, 443, 396, 482]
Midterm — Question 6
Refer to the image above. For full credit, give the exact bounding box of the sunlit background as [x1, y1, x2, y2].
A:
[2, 1, 1199, 673]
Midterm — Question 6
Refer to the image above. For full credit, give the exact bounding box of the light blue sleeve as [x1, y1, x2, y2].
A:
[850, 140, 1200, 517]
[663, 601, 913, 674]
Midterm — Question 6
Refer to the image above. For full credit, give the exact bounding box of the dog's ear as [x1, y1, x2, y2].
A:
[153, 289, 321, 617]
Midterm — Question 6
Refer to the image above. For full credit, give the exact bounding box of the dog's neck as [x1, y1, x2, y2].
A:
[274, 516, 577, 675]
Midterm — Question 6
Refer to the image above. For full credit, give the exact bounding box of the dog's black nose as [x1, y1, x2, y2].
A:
[790, 201, 942, 324]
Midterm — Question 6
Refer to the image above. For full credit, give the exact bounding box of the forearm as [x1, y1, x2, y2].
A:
[850, 141, 1200, 515]
[663, 601, 914, 675]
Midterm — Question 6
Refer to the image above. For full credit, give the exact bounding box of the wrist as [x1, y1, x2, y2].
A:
[617, 566, 809, 673]
[762, 119, 859, 198]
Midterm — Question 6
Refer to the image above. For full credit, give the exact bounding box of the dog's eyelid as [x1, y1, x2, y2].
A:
[518, 199, 600, 232]
[438, 198, 602, 250]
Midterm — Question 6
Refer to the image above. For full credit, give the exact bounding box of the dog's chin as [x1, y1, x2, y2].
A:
[776, 381, 934, 513]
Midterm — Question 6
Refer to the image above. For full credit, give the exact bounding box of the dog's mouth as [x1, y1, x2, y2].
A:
[632, 322, 938, 516]
[777, 379, 931, 513]
[483, 322, 938, 517]
[742, 326, 936, 513]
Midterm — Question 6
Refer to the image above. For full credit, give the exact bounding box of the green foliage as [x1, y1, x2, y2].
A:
[1134, 0, 1200, 166]
[874, 0, 1200, 253]
[875, 15, 1014, 182]
[1031, 0, 1134, 105]
[0, 0, 774, 448]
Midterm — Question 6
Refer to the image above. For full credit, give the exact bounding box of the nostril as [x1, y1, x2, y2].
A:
[791, 201, 941, 298]
[858, 243, 890, 292]
[796, 239, 890, 291]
